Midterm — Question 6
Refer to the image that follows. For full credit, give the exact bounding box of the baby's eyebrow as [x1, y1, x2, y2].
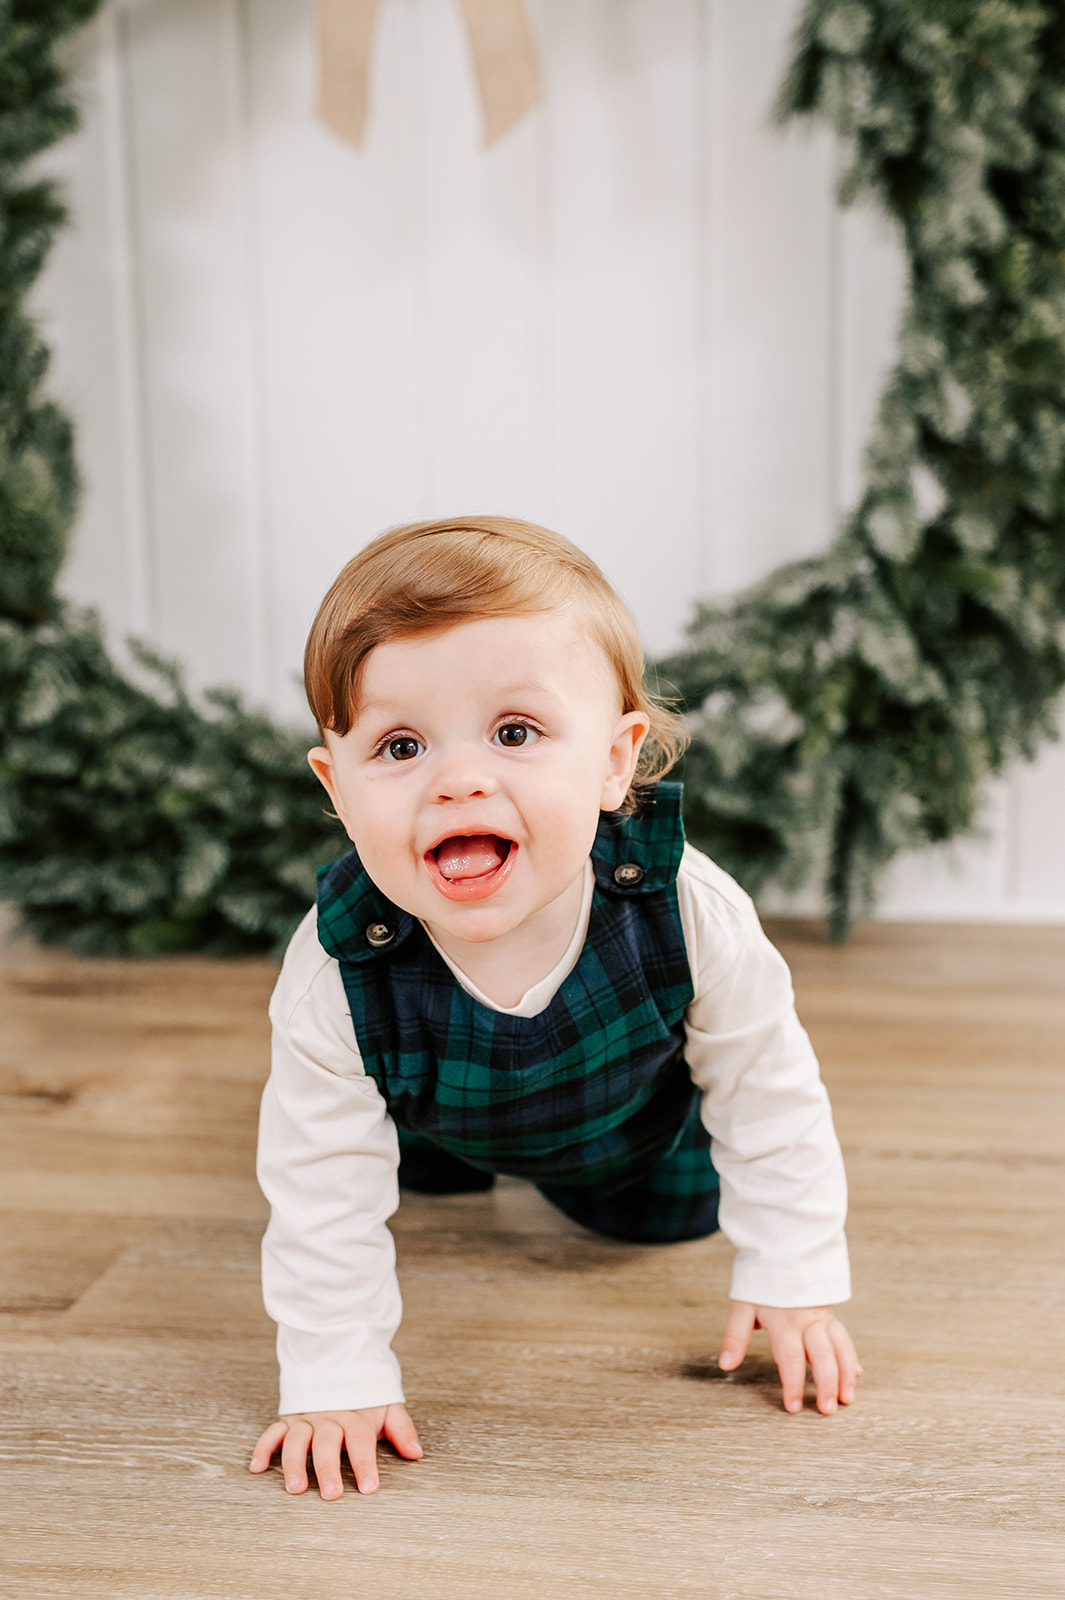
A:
[360, 680, 556, 716]
[491, 679, 554, 699]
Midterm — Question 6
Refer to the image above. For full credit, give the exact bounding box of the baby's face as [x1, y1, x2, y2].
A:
[309, 612, 647, 951]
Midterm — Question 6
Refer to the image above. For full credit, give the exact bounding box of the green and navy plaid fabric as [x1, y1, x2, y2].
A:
[317, 782, 720, 1242]
[538, 1090, 718, 1244]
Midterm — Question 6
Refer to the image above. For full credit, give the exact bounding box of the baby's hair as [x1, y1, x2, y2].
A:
[304, 515, 688, 805]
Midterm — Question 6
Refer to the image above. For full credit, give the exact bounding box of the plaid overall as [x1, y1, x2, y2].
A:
[316, 782, 720, 1244]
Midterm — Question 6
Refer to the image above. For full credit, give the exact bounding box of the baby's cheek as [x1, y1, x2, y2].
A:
[345, 801, 405, 868]
[536, 808, 600, 878]
[355, 816, 425, 906]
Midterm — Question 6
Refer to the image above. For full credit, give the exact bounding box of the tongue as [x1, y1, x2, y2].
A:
[435, 835, 507, 881]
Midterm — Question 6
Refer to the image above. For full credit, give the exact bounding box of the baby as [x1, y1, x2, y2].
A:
[250, 515, 860, 1501]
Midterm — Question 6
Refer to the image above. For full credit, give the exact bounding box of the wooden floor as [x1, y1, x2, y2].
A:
[1, 917, 1063, 1599]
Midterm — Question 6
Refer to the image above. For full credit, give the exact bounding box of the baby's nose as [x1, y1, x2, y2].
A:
[431, 751, 497, 803]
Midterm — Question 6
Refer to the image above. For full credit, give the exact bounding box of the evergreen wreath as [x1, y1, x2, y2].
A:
[2, 0, 1064, 954]
[661, 0, 1065, 936]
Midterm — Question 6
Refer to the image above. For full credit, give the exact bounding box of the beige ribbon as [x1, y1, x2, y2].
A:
[317, 0, 543, 148]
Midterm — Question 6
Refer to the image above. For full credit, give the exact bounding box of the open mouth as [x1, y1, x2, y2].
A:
[423, 834, 517, 902]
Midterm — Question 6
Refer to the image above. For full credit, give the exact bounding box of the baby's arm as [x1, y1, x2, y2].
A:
[677, 848, 860, 1411]
[254, 914, 414, 1496]
[250, 1405, 422, 1499]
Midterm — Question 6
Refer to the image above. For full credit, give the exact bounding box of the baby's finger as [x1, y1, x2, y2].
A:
[249, 1419, 288, 1473]
[310, 1419, 346, 1501]
[280, 1418, 313, 1495]
[719, 1301, 756, 1372]
[343, 1421, 381, 1495]
[769, 1326, 808, 1414]
[830, 1320, 862, 1404]
[803, 1319, 840, 1414]
[383, 1404, 423, 1461]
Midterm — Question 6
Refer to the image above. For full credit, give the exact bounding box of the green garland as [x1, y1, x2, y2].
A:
[0, 0, 342, 954]
[662, 0, 1065, 935]
[2, 0, 1065, 953]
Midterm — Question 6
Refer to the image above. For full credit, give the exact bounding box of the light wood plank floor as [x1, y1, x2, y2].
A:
[1, 919, 1063, 1599]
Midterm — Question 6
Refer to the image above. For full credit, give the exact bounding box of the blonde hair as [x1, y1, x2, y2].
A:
[304, 515, 688, 805]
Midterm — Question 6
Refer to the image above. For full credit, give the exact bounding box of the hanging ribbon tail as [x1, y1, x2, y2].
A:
[456, 0, 543, 146]
[316, 0, 382, 148]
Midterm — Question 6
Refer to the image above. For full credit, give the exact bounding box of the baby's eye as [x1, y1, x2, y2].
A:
[380, 736, 424, 762]
[494, 722, 539, 748]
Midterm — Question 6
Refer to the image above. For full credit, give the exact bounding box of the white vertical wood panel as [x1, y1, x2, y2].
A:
[703, 0, 836, 600]
[228, 0, 273, 702]
[1009, 708, 1065, 909]
[32, 15, 136, 635]
[542, 0, 702, 656]
[121, 0, 263, 696]
[98, 0, 154, 637]
[876, 779, 1013, 921]
[415, 0, 544, 521]
[244, 0, 422, 723]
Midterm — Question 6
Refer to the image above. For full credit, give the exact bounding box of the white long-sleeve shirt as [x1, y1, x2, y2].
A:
[258, 843, 850, 1415]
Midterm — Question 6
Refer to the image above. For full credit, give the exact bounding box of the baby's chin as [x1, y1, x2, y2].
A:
[422, 905, 527, 948]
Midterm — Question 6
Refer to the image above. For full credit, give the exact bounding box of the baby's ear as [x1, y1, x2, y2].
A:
[308, 745, 343, 810]
[308, 746, 353, 835]
[600, 712, 649, 811]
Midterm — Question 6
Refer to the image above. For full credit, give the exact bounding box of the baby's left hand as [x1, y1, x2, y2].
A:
[719, 1301, 861, 1414]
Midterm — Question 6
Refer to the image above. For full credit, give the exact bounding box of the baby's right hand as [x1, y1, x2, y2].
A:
[249, 1404, 422, 1500]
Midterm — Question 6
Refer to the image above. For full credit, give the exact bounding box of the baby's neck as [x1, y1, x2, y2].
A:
[425, 869, 588, 1010]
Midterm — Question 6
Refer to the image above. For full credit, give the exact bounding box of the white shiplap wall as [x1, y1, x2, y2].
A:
[33, 0, 1065, 922]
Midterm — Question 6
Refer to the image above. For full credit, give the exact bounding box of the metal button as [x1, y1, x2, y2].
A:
[613, 862, 644, 886]
[366, 920, 395, 948]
